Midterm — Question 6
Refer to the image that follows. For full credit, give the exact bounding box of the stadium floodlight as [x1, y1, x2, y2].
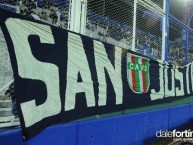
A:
[184, 0, 191, 5]
[179, 0, 191, 7]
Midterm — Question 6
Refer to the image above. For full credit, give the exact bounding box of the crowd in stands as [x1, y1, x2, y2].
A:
[168, 42, 193, 65]
[135, 30, 162, 59]
[1, 0, 193, 65]
[0, 0, 69, 28]
[86, 9, 164, 59]
[168, 42, 185, 65]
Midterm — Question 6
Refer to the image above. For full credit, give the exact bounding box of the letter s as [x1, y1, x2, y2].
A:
[6, 18, 61, 127]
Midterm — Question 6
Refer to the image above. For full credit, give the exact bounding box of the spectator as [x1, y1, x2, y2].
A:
[41, 11, 48, 20]
[50, 11, 58, 24]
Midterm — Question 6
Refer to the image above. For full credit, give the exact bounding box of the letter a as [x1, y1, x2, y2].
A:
[65, 33, 95, 111]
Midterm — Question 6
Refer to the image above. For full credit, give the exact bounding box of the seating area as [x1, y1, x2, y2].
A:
[0, 0, 164, 60]
[0, 26, 18, 128]
[0, 0, 69, 29]
[0, 2, 16, 12]
[86, 10, 193, 64]
[0, 0, 193, 64]
[0, 80, 19, 128]
[85, 9, 163, 60]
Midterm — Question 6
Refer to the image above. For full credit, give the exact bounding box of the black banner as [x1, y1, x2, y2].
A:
[0, 9, 193, 139]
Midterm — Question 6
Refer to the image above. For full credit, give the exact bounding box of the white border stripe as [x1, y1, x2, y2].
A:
[127, 53, 133, 90]
[138, 57, 143, 92]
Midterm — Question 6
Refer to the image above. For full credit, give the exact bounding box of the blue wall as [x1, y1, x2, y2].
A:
[1, 103, 193, 145]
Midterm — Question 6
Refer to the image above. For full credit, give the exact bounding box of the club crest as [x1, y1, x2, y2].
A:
[127, 53, 150, 93]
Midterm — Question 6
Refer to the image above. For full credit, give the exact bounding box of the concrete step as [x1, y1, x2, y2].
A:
[0, 108, 12, 117]
[0, 115, 20, 128]
[0, 116, 20, 128]
[0, 116, 15, 123]
[0, 121, 20, 128]
[0, 108, 11, 111]
[0, 100, 12, 108]
[0, 95, 4, 99]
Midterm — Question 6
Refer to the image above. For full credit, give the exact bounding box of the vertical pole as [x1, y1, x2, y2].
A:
[69, 0, 75, 31]
[132, 0, 137, 51]
[74, 0, 82, 33]
[182, 1, 191, 64]
[162, 0, 169, 61]
[69, 0, 82, 33]
[68, 0, 72, 30]
[161, 0, 166, 61]
[165, 0, 169, 61]
[185, 30, 189, 64]
[80, 0, 87, 35]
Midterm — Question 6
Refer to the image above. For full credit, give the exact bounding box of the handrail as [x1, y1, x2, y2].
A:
[0, 79, 14, 93]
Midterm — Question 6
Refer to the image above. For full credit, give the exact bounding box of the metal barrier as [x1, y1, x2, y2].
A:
[135, 0, 163, 59]
[0, 0, 193, 63]
[169, 15, 193, 65]
[84, 0, 165, 60]
[85, 0, 133, 49]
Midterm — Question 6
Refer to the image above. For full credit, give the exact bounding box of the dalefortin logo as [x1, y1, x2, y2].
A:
[156, 129, 193, 138]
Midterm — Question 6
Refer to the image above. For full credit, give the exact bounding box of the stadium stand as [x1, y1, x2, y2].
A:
[0, 0, 193, 127]
[0, 0, 166, 60]
[1, 0, 191, 64]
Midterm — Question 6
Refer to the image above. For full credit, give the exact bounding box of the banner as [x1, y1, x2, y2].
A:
[1, 9, 193, 139]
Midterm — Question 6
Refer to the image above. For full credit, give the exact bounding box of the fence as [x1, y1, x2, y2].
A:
[85, 0, 165, 60]
[135, 0, 163, 59]
[0, 0, 192, 64]
[83, 0, 193, 63]
[85, 0, 133, 49]
[168, 15, 193, 65]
